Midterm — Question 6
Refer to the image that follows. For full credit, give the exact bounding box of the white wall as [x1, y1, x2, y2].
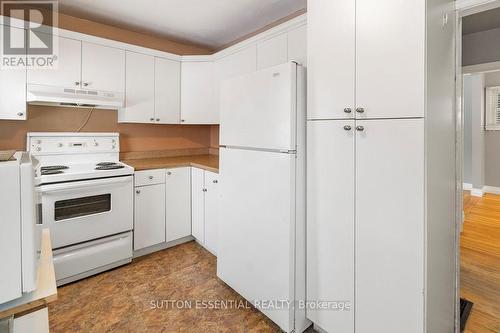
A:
[484, 71, 500, 187]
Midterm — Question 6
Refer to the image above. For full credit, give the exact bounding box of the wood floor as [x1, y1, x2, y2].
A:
[461, 192, 500, 333]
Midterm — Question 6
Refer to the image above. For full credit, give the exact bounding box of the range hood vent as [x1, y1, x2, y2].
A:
[27, 84, 124, 110]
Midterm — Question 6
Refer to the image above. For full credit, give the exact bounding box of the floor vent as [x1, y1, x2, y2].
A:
[460, 298, 473, 332]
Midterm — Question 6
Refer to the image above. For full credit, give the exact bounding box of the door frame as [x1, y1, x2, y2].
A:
[454, 1, 500, 331]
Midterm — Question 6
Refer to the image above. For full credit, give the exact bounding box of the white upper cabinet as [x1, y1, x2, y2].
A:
[287, 25, 307, 66]
[181, 61, 217, 124]
[155, 57, 181, 124]
[121, 51, 155, 123]
[355, 0, 424, 119]
[81, 42, 125, 93]
[217, 46, 257, 83]
[28, 35, 81, 88]
[307, 0, 355, 120]
[0, 26, 26, 120]
[257, 33, 288, 70]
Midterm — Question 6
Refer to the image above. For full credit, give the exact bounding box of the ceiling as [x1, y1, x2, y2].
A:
[57, 0, 306, 49]
[463, 6, 500, 35]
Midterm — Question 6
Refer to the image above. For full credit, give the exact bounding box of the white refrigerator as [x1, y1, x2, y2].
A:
[217, 62, 309, 333]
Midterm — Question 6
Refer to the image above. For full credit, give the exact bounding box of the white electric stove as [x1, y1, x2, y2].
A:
[27, 132, 134, 286]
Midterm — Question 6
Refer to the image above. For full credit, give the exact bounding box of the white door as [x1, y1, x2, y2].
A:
[287, 25, 307, 66]
[120, 51, 155, 123]
[155, 57, 181, 124]
[307, 0, 355, 120]
[220, 62, 297, 151]
[81, 42, 125, 93]
[28, 35, 81, 88]
[307, 120, 355, 332]
[204, 171, 219, 255]
[257, 33, 288, 70]
[134, 184, 166, 250]
[217, 147, 295, 332]
[0, 26, 26, 120]
[355, 0, 424, 119]
[181, 61, 217, 124]
[191, 167, 205, 243]
[355, 119, 424, 332]
[165, 167, 191, 242]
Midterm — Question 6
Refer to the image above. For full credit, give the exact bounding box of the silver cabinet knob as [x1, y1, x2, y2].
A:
[75, 81, 80, 86]
[356, 126, 365, 131]
[181, 119, 185, 122]
[156, 118, 160, 122]
[136, 190, 141, 194]
[344, 108, 352, 114]
[83, 82, 89, 87]
[356, 107, 365, 113]
[150, 118, 154, 121]
[213, 180, 218, 184]
[343, 125, 352, 131]
[17, 112, 24, 117]
[148, 176, 153, 180]
[202, 188, 207, 192]
[58, 143, 63, 148]
[166, 171, 172, 176]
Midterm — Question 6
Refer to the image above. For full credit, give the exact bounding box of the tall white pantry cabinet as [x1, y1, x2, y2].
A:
[306, 0, 457, 333]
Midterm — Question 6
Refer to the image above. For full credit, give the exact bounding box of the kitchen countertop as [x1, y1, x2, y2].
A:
[122, 154, 219, 173]
[0, 229, 57, 319]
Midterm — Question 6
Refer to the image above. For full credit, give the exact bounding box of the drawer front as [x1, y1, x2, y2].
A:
[135, 169, 165, 186]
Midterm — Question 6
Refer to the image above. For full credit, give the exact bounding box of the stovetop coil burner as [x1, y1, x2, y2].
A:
[41, 169, 65, 175]
[41, 165, 69, 171]
[95, 163, 125, 170]
[96, 162, 118, 167]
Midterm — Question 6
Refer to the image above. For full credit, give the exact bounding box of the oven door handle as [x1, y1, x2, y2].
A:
[37, 176, 133, 194]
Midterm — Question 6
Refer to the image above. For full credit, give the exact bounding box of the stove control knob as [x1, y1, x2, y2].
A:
[112, 139, 116, 144]
[94, 142, 99, 147]
[36, 147, 41, 152]
[112, 145, 116, 149]
[36, 140, 42, 144]
[58, 143, 63, 148]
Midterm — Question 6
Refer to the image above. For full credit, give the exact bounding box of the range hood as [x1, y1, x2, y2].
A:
[27, 84, 124, 109]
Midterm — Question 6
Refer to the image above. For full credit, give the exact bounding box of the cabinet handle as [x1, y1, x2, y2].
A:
[202, 188, 207, 192]
[166, 171, 172, 176]
[156, 118, 160, 122]
[181, 119, 185, 122]
[17, 112, 24, 117]
[150, 118, 155, 121]
[356, 107, 365, 114]
[343, 125, 352, 131]
[136, 190, 141, 194]
[75, 81, 80, 86]
[83, 82, 89, 87]
[344, 108, 352, 114]
[148, 176, 153, 180]
[356, 126, 365, 132]
[213, 180, 218, 184]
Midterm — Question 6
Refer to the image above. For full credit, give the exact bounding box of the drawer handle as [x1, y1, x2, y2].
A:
[136, 190, 141, 194]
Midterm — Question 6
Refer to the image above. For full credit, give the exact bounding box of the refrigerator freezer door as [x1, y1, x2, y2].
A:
[217, 147, 296, 332]
[220, 62, 297, 151]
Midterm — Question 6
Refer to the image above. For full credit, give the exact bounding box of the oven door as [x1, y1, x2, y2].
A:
[38, 176, 133, 249]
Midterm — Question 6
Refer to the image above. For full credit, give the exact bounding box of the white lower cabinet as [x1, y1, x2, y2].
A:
[13, 307, 49, 333]
[307, 118, 424, 333]
[134, 173, 166, 250]
[165, 167, 192, 242]
[191, 168, 219, 255]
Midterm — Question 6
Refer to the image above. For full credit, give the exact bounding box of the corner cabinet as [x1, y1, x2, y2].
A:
[180, 61, 218, 124]
[191, 168, 219, 255]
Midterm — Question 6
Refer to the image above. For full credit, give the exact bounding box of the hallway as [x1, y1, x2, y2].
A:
[461, 192, 500, 332]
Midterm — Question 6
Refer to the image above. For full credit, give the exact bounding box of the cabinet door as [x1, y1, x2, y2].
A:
[355, 119, 424, 332]
[217, 46, 257, 82]
[307, 120, 355, 332]
[307, 0, 355, 120]
[356, 0, 424, 118]
[191, 168, 205, 243]
[204, 171, 219, 255]
[28, 35, 81, 88]
[155, 57, 181, 124]
[134, 184, 166, 250]
[165, 167, 191, 242]
[181, 61, 217, 124]
[287, 25, 307, 66]
[81, 42, 125, 93]
[257, 33, 287, 70]
[120, 51, 155, 123]
[0, 26, 26, 120]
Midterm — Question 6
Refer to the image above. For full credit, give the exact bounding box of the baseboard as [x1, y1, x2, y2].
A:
[133, 236, 194, 258]
[463, 183, 473, 190]
[482, 185, 500, 195]
[471, 188, 484, 197]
